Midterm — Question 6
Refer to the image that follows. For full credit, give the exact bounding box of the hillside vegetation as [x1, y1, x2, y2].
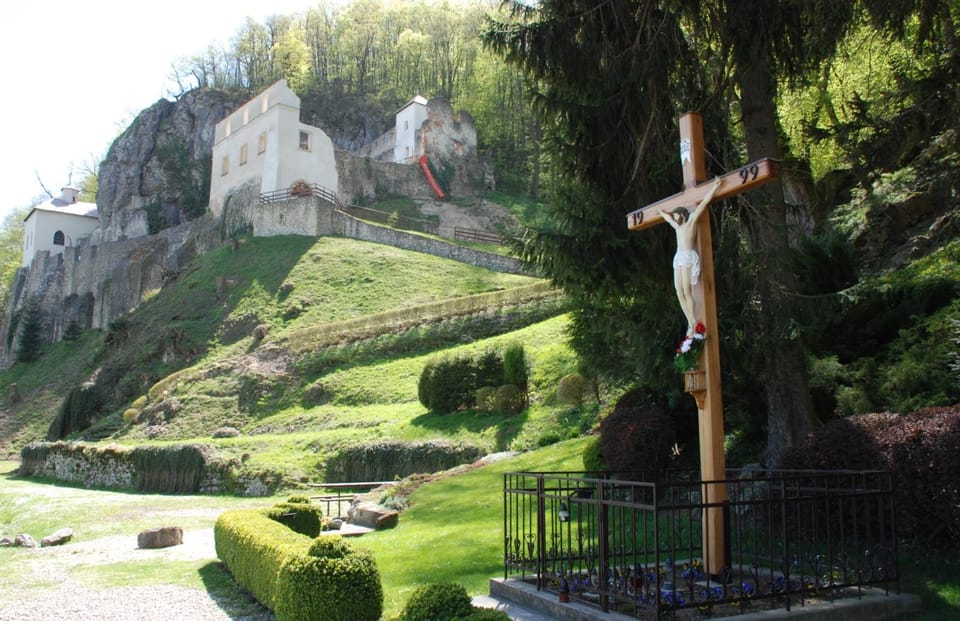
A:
[0, 234, 588, 487]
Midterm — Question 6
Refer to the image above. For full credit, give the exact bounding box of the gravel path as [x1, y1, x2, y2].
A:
[0, 528, 273, 621]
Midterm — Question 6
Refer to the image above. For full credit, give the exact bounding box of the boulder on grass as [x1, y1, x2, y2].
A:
[348, 501, 399, 530]
[41, 528, 74, 547]
[14, 534, 37, 548]
[137, 526, 183, 549]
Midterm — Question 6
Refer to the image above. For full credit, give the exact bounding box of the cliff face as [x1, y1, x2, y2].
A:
[1, 86, 501, 369]
[96, 89, 245, 242]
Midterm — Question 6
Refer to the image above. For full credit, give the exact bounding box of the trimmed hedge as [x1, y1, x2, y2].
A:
[132, 444, 210, 493]
[215, 502, 382, 621]
[274, 545, 383, 621]
[266, 498, 324, 538]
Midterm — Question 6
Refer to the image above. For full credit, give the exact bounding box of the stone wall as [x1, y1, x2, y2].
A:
[0, 216, 223, 367]
[331, 207, 527, 274]
[253, 196, 528, 275]
[18, 441, 276, 496]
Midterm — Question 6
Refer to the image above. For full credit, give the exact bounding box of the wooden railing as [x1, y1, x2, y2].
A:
[259, 183, 343, 209]
[454, 227, 502, 245]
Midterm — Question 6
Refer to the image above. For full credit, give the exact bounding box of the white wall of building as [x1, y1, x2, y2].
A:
[23, 205, 99, 267]
[393, 95, 428, 164]
[209, 80, 338, 216]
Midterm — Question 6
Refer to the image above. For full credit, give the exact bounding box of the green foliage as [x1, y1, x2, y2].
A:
[215, 508, 311, 610]
[131, 444, 210, 493]
[14, 298, 44, 363]
[581, 436, 604, 472]
[400, 582, 473, 621]
[62, 320, 82, 341]
[324, 441, 484, 483]
[474, 386, 497, 412]
[0, 205, 27, 316]
[457, 609, 511, 621]
[215, 509, 383, 621]
[153, 136, 209, 222]
[274, 546, 383, 621]
[267, 499, 323, 538]
[47, 383, 102, 440]
[307, 535, 353, 559]
[502, 342, 528, 397]
[418, 352, 504, 413]
[556, 373, 589, 406]
[493, 384, 523, 416]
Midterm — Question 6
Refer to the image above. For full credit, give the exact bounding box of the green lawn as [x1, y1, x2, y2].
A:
[1, 451, 957, 620]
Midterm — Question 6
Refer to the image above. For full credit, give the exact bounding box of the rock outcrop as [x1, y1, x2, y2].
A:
[96, 88, 245, 242]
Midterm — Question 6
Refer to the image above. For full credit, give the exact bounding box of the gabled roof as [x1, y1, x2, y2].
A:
[25, 200, 99, 222]
[397, 94, 428, 114]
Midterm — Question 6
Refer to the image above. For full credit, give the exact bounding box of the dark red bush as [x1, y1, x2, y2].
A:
[600, 390, 678, 476]
[779, 405, 960, 545]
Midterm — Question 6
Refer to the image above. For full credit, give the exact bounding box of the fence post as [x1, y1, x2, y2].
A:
[536, 476, 546, 590]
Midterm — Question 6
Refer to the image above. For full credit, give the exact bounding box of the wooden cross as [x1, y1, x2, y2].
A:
[626, 113, 779, 574]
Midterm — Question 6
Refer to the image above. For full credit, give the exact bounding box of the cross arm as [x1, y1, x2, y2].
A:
[626, 158, 780, 231]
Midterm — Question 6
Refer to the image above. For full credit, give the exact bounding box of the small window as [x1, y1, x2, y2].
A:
[243, 108, 249, 126]
[221, 155, 230, 176]
[240, 144, 248, 166]
[299, 130, 311, 151]
[225, 119, 232, 137]
[404, 120, 409, 131]
[53, 231, 65, 246]
[261, 94, 269, 113]
[258, 132, 267, 154]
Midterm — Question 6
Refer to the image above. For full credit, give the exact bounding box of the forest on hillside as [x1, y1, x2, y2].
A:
[4, 0, 959, 468]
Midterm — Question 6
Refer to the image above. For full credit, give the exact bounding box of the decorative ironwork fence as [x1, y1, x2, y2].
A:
[503, 470, 898, 619]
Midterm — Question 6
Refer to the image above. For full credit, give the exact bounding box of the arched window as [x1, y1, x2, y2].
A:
[53, 231, 65, 246]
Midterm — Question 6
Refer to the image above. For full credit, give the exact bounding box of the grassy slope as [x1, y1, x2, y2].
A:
[0, 235, 553, 460]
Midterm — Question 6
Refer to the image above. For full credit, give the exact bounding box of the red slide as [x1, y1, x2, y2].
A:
[419, 155, 445, 199]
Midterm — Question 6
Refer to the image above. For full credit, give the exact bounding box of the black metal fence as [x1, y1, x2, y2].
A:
[503, 469, 898, 619]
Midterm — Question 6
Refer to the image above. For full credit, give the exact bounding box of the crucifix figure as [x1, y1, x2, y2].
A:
[626, 112, 779, 575]
[660, 177, 721, 335]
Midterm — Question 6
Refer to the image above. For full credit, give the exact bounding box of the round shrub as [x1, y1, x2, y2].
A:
[307, 535, 353, 559]
[122, 408, 141, 424]
[494, 384, 523, 415]
[600, 390, 676, 476]
[556, 373, 590, 406]
[400, 582, 473, 621]
[582, 435, 604, 472]
[475, 386, 497, 411]
[274, 548, 383, 621]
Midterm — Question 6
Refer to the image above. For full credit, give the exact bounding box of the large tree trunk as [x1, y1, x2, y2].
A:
[736, 59, 817, 467]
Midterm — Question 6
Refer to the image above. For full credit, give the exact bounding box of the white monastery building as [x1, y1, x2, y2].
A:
[394, 94, 429, 163]
[209, 79, 338, 216]
[22, 186, 98, 267]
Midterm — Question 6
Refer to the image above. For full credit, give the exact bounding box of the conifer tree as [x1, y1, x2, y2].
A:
[15, 298, 44, 364]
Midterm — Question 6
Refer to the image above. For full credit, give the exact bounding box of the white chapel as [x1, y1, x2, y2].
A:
[22, 186, 98, 267]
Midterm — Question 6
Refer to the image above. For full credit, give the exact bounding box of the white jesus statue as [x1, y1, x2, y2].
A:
[659, 177, 722, 335]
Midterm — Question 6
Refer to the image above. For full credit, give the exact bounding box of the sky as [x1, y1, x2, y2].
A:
[0, 0, 319, 223]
